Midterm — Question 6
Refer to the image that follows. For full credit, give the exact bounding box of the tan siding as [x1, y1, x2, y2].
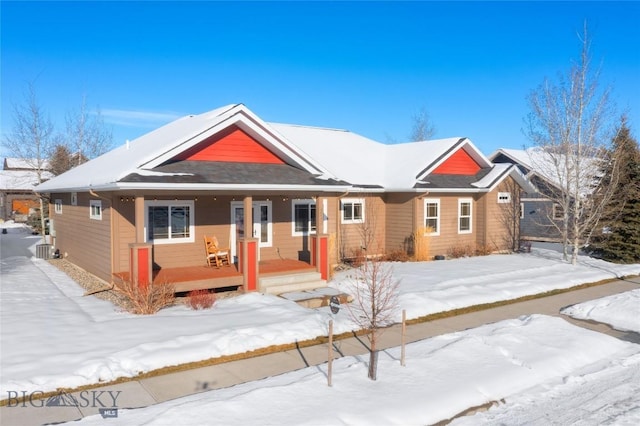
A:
[338, 195, 386, 259]
[113, 196, 136, 273]
[384, 193, 415, 254]
[417, 194, 478, 257]
[483, 179, 519, 251]
[50, 192, 112, 283]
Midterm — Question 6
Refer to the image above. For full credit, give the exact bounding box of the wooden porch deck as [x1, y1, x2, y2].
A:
[114, 259, 316, 293]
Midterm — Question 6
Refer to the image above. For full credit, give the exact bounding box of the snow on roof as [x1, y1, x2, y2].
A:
[36, 104, 516, 193]
[0, 170, 54, 191]
[3, 157, 51, 171]
[270, 123, 473, 190]
[35, 104, 240, 192]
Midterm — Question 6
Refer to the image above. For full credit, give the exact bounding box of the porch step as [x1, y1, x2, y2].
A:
[258, 271, 326, 295]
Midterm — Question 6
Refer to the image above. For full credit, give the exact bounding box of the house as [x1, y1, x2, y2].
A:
[490, 148, 564, 242]
[1, 158, 53, 222]
[35, 104, 534, 294]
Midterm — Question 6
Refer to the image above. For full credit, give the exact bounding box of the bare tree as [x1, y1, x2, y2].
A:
[2, 82, 57, 240]
[524, 24, 617, 264]
[497, 179, 523, 252]
[409, 106, 436, 141]
[345, 258, 400, 380]
[64, 93, 113, 165]
[340, 195, 399, 380]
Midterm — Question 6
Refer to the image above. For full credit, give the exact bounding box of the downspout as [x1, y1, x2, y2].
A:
[336, 191, 350, 263]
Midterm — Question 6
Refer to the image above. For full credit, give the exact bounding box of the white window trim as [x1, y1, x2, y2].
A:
[255, 201, 273, 248]
[497, 192, 511, 204]
[291, 199, 316, 237]
[341, 198, 365, 224]
[423, 198, 440, 236]
[520, 202, 525, 219]
[458, 198, 473, 234]
[54, 199, 62, 214]
[89, 200, 102, 220]
[230, 200, 273, 249]
[145, 200, 195, 244]
[552, 203, 564, 220]
[71, 192, 78, 206]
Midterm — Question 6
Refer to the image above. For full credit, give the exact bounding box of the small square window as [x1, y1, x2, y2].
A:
[341, 198, 365, 224]
[54, 199, 62, 214]
[90, 200, 102, 220]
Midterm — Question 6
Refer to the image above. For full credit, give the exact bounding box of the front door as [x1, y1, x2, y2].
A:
[230, 201, 272, 261]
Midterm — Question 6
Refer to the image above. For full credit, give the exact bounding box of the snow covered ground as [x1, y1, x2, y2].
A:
[1, 221, 639, 424]
[73, 316, 640, 426]
[562, 288, 640, 333]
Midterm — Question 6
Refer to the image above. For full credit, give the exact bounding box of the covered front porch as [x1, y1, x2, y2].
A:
[120, 193, 334, 294]
[114, 258, 317, 293]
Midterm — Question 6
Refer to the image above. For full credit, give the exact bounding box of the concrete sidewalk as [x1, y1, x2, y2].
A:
[1, 278, 638, 425]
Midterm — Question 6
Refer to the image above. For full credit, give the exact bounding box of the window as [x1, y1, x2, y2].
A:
[553, 203, 564, 220]
[71, 192, 78, 206]
[292, 200, 316, 236]
[341, 198, 365, 224]
[89, 200, 102, 220]
[458, 198, 472, 234]
[145, 200, 194, 244]
[497, 192, 511, 204]
[423, 198, 440, 235]
[54, 199, 62, 214]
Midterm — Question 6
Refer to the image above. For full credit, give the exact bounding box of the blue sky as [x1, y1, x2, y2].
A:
[2, 1, 639, 158]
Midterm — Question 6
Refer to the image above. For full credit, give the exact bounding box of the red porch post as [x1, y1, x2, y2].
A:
[129, 242, 152, 288]
[240, 238, 259, 291]
[314, 196, 330, 280]
[129, 196, 152, 288]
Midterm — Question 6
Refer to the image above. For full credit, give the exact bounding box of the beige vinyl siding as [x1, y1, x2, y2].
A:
[50, 192, 112, 283]
[112, 196, 135, 274]
[384, 193, 416, 254]
[417, 193, 478, 257]
[482, 179, 518, 251]
[338, 195, 386, 259]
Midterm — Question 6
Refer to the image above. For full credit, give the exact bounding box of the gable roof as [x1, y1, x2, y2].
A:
[0, 170, 54, 191]
[3, 157, 51, 171]
[269, 123, 498, 191]
[35, 104, 534, 195]
[35, 104, 345, 193]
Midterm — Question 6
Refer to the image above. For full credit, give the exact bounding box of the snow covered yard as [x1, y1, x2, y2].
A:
[1, 221, 640, 423]
[73, 315, 640, 425]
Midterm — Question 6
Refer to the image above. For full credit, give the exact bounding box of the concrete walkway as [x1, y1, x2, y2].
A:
[1, 278, 638, 425]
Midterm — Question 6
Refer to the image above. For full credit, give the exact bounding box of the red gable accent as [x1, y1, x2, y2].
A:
[179, 126, 284, 164]
[432, 148, 481, 175]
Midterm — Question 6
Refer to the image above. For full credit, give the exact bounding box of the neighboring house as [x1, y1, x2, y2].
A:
[490, 148, 564, 241]
[0, 158, 52, 222]
[35, 104, 534, 294]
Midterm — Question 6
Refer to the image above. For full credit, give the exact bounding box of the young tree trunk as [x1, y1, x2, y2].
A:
[368, 330, 378, 380]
